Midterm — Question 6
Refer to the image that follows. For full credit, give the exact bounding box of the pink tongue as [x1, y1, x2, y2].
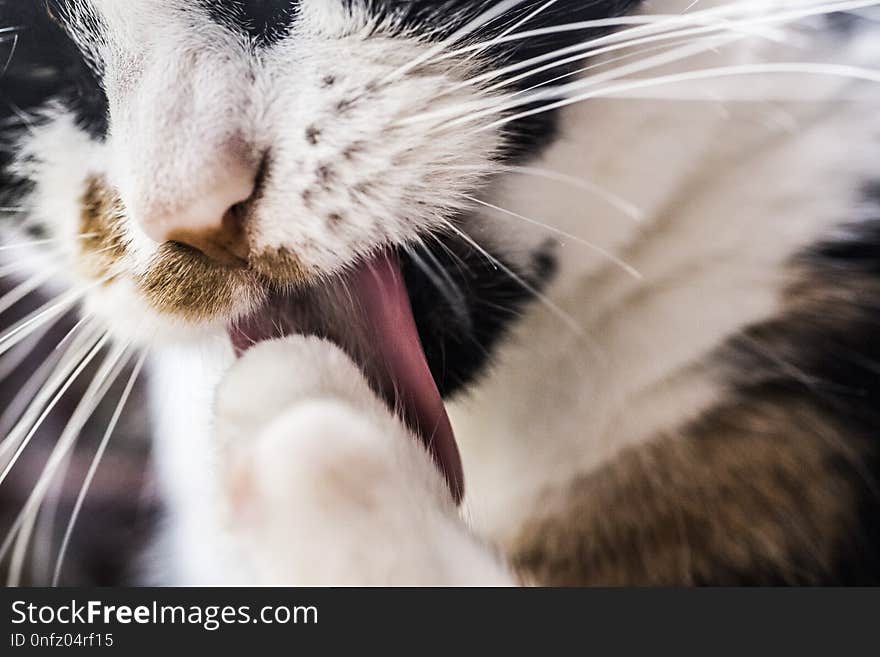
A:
[349, 252, 464, 503]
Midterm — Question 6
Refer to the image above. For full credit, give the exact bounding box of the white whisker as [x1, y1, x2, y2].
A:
[462, 0, 562, 62]
[405, 0, 879, 130]
[55, 314, 93, 353]
[432, 31, 753, 130]
[0, 277, 110, 359]
[4, 340, 129, 586]
[52, 351, 146, 587]
[0, 322, 95, 442]
[0, 233, 98, 251]
[440, 219, 586, 338]
[0, 267, 59, 317]
[440, 0, 833, 85]
[404, 26, 747, 129]
[0, 255, 57, 280]
[404, 243, 472, 332]
[464, 195, 643, 280]
[0, 313, 59, 384]
[480, 17, 793, 96]
[2, 32, 19, 76]
[447, 163, 643, 220]
[379, 0, 532, 84]
[483, 62, 880, 132]
[502, 34, 736, 100]
[0, 332, 108, 485]
[445, 14, 689, 63]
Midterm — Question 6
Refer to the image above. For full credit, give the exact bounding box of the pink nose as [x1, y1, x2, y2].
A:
[141, 159, 257, 266]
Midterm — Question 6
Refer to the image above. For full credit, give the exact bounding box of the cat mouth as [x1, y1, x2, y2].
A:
[227, 249, 465, 504]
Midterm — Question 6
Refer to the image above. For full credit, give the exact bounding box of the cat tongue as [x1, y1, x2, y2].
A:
[231, 250, 465, 503]
[349, 252, 464, 503]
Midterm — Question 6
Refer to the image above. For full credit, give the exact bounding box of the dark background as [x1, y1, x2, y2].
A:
[0, 281, 156, 587]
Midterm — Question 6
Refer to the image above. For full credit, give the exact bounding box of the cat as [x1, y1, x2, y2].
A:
[1, 0, 879, 586]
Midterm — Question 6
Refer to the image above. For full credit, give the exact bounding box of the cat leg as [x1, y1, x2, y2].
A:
[213, 336, 513, 586]
[510, 391, 874, 585]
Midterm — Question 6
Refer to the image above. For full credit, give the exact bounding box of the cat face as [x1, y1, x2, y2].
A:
[0, 0, 640, 393]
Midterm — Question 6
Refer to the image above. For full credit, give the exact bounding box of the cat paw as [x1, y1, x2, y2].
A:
[214, 336, 512, 586]
[214, 335, 383, 443]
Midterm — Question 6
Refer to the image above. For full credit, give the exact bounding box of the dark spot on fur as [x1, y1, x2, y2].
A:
[301, 188, 314, 210]
[342, 142, 366, 161]
[327, 213, 344, 229]
[335, 98, 355, 114]
[316, 165, 335, 188]
[24, 223, 48, 239]
[352, 182, 373, 199]
[305, 126, 321, 146]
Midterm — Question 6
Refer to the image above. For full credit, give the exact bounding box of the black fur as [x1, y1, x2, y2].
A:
[0, 0, 644, 586]
[0, 1, 108, 138]
[826, 11, 871, 35]
[362, 1, 644, 156]
[402, 236, 556, 399]
[800, 189, 880, 584]
[711, 186, 880, 585]
[0, 1, 106, 218]
[0, 0, 630, 396]
[1, 1, 644, 162]
[204, 0, 298, 46]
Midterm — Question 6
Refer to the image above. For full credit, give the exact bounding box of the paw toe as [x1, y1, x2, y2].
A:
[215, 335, 379, 443]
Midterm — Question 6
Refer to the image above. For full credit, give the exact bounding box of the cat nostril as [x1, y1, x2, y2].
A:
[166, 202, 252, 267]
[141, 161, 256, 266]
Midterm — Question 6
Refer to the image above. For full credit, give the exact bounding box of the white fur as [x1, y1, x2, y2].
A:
[456, 11, 880, 544]
[4, 0, 880, 584]
[214, 337, 511, 585]
[8, 0, 504, 345]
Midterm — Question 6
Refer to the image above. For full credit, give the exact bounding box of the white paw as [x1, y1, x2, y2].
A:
[214, 335, 383, 444]
[214, 336, 512, 586]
